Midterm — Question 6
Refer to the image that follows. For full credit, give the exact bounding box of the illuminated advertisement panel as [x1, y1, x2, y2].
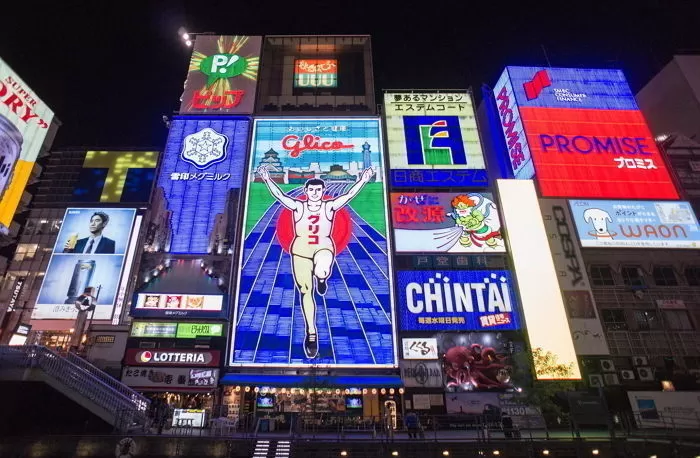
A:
[384, 92, 487, 187]
[0, 57, 55, 231]
[402, 337, 439, 360]
[231, 118, 395, 367]
[33, 208, 137, 320]
[391, 192, 505, 253]
[397, 270, 520, 332]
[157, 117, 248, 254]
[180, 36, 261, 114]
[122, 366, 219, 390]
[132, 293, 224, 318]
[569, 199, 700, 249]
[294, 59, 338, 88]
[493, 67, 678, 199]
[497, 179, 581, 380]
[73, 151, 159, 203]
[125, 348, 220, 367]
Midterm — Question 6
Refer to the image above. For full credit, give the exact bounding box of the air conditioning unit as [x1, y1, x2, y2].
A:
[604, 374, 620, 385]
[688, 369, 700, 381]
[636, 367, 655, 381]
[600, 359, 616, 372]
[632, 356, 649, 366]
[620, 370, 635, 381]
[589, 374, 604, 387]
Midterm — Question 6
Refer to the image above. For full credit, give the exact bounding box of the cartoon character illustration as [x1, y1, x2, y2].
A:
[447, 194, 502, 248]
[443, 344, 511, 391]
[583, 208, 615, 239]
[257, 164, 375, 358]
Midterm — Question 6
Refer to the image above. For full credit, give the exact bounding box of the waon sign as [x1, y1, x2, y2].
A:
[493, 67, 678, 200]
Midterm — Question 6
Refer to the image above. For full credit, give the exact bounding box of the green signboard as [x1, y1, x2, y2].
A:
[130, 322, 177, 338]
[130, 322, 223, 339]
[176, 322, 224, 339]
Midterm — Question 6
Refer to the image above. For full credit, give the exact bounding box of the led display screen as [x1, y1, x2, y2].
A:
[130, 321, 224, 338]
[180, 36, 261, 114]
[497, 179, 581, 380]
[231, 118, 396, 367]
[72, 151, 159, 203]
[294, 59, 338, 88]
[157, 117, 249, 254]
[397, 270, 520, 332]
[0, 57, 55, 230]
[569, 199, 700, 249]
[132, 293, 224, 318]
[493, 67, 678, 199]
[391, 192, 505, 253]
[384, 92, 487, 187]
[33, 208, 137, 320]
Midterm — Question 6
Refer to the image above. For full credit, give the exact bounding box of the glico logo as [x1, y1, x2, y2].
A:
[403, 116, 466, 166]
[495, 88, 526, 170]
[281, 134, 354, 159]
[552, 206, 584, 287]
[405, 272, 513, 314]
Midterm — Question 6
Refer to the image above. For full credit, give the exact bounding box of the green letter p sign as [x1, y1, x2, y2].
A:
[200, 53, 247, 87]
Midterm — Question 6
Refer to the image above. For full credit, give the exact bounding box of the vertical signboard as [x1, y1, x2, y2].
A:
[180, 36, 261, 114]
[493, 67, 678, 199]
[73, 151, 159, 203]
[33, 208, 137, 320]
[157, 117, 249, 254]
[497, 180, 581, 380]
[0, 58, 55, 231]
[231, 118, 395, 367]
[540, 199, 609, 355]
[384, 92, 487, 187]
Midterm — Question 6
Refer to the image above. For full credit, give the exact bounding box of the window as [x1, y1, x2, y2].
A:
[685, 266, 700, 286]
[601, 309, 628, 331]
[664, 310, 693, 330]
[590, 265, 615, 286]
[621, 266, 645, 287]
[633, 310, 661, 331]
[653, 266, 678, 286]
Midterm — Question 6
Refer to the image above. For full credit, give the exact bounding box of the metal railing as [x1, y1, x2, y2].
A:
[0, 345, 149, 431]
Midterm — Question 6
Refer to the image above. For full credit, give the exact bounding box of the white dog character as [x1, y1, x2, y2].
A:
[583, 208, 614, 238]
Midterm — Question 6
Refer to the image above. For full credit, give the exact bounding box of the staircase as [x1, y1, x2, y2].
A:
[251, 440, 291, 458]
[0, 345, 150, 432]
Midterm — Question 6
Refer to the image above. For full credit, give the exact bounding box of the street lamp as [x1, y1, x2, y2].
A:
[178, 28, 215, 47]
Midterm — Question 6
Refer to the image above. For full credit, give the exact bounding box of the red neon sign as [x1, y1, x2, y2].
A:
[281, 134, 355, 158]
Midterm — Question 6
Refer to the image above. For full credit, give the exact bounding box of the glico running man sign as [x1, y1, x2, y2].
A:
[231, 118, 396, 367]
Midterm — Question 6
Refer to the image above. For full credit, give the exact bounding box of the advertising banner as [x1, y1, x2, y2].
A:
[121, 366, 219, 390]
[130, 322, 177, 338]
[493, 67, 678, 199]
[0, 58, 55, 231]
[384, 92, 487, 187]
[294, 59, 338, 88]
[157, 117, 249, 254]
[391, 192, 505, 253]
[130, 321, 224, 338]
[400, 360, 443, 388]
[132, 293, 224, 319]
[569, 199, 700, 249]
[124, 349, 220, 367]
[73, 151, 159, 203]
[445, 393, 545, 429]
[402, 337, 439, 360]
[231, 118, 395, 367]
[180, 36, 261, 114]
[540, 199, 610, 355]
[33, 208, 136, 320]
[396, 270, 520, 332]
[628, 391, 700, 429]
[176, 322, 224, 338]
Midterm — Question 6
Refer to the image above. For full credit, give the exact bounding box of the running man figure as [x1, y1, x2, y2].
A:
[257, 165, 375, 358]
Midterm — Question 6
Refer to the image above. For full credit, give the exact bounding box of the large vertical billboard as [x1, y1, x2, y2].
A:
[157, 117, 249, 254]
[33, 208, 137, 320]
[231, 118, 395, 367]
[493, 67, 678, 199]
[180, 36, 261, 114]
[384, 92, 487, 187]
[0, 57, 55, 230]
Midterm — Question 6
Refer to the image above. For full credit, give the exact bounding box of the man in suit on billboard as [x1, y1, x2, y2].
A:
[63, 211, 116, 254]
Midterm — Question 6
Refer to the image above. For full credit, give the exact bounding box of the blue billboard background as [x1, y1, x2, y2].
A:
[158, 117, 249, 254]
[397, 270, 521, 332]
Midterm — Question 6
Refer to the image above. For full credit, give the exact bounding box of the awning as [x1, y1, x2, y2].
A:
[220, 373, 403, 388]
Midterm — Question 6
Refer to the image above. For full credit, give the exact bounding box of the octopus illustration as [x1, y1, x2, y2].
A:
[443, 344, 511, 391]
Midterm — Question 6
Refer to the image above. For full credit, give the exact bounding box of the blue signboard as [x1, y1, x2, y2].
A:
[157, 117, 249, 254]
[397, 270, 521, 332]
[569, 200, 700, 249]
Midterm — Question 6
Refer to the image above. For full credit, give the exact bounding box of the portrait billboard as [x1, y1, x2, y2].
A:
[294, 59, 338, 88]
[231, 118, 396, 367]
[397, 270, 520, 332]
[569, 199, 700, 249]
[384, 92, 487, 187]
[157, 117, 249, 254]
[391, 192, 505, 253]
[180, 35, 261, 114]
[493, 66, 678, 199]
[72, 151, 159, 203]
[33, 208, 137, 320]
[131, 293, 225, 319]
[0, 57, 55, 230]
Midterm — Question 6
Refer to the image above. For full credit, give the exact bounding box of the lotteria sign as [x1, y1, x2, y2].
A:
[397, 270, 521, 331]
[125, 349, 220, 367]
[493, 67, 678, 200]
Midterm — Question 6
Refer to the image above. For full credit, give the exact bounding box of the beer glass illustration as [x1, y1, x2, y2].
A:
[0, 114, 23, 203]
[64, 259, 96, 304]
[63, 232, 79, 253]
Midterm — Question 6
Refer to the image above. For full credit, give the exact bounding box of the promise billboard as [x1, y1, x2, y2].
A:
[493, 67, 678, 200]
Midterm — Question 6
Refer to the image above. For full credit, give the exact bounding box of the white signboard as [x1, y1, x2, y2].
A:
[628, 391, 700, 429]
[172, 409, 206, 428]
[402, 338, 439, 359]
[400, 360, 443, 388]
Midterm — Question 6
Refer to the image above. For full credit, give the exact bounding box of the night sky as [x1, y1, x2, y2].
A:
[1, 1, 699, 150]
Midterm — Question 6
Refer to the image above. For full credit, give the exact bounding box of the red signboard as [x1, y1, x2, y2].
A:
[125, 348, 220, 367]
